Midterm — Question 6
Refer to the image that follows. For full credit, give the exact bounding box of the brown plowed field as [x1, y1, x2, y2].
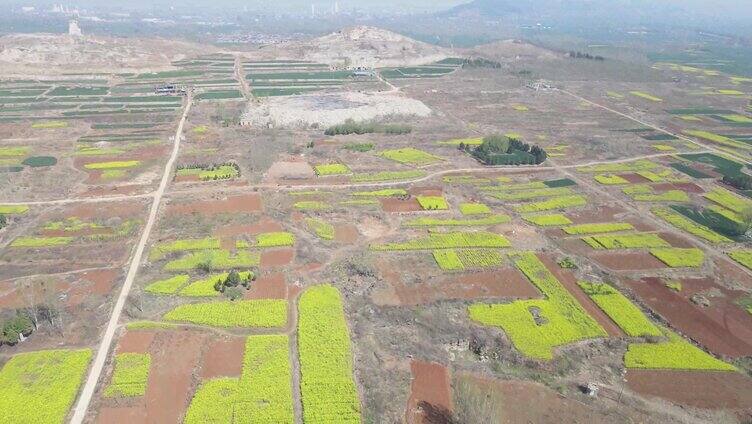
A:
[626, 277, 752, 357]
[116, 330, 155, 353]
[200, 336, 245, 379]
[381, 197, 422, 212]
[589, 251, 667, 271]
[627, 369, 752, 413]
[405, 361, 453, 424]
[334, 224, 359, 243]
[244, 272, 287, 299]
[260, 248, 294, 267]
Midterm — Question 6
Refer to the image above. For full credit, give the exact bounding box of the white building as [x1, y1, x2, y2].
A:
[68, 19, 82, 37]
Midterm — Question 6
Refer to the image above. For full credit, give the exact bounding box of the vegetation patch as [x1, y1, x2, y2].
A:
[594, 174, 629, 185]
[342, 143, 374, 152]
[84, 160, 140, 170]
[490, 187, 573, 201]
[144, 274, 190, 295]
[325, 119, 411, 136]
[294, 201, 331, 211]
[577, 159, 657, 173]
[578, 282, 661, 337]
[464, 135, 546, 165]
[652, 207, 732, 244]
[649, 248, 704, 268]
[625, 330, 735, 371]
[563, 222, 634, 235]
[433, 250, 464, 271]
[0, 349, 92, 423]
[457, 249, 504, 268]
[704, 187, 752, 213]
[468, 253, 606, 360]
[164, 300, 287, 328]
[104, 353, 151, 398]
[176, 163, 240, 181]
[31, 120, 68, 129]
[351, 188, 407, 197]
[684, 130, 750, 150]
[150, 237, 221, 261]
[629, 91, 663, 102]
[351, 170, 425, 182]
[378, 147, 443, 166]
[514, 195, 588, 213]
[306, 218, 335, 240]
[0, 204, 29, 214]
[11, 236, 73, 247]
[0, 146, 30, 156]
[416, 196, 449, 210]
[255, 232, 295, 247]
[583, 233, 670, 249]
[403, 215, 510, 227]
[459, 203, 491, 215]
[164, 249, 260, 271]
[523, 214, 573, 226]
[298, 285, 362, 423]
[185, 335, 294, 423]
[372, 231, 510, 251]
[314, 163, 351, 176]
[437, 137, 483, 146]
[729, 250, 752, 270]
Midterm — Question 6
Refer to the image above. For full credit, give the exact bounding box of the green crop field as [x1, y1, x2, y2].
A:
[563, 223, 634, 235]
[728, 250, 752, 270]
[629, 91, 663, 102]
[315, 163, 351, 176]
[514, 195, 588, 213]
[594, 174, 629, 185]
[523, 214, 573, 226]
[164, 249, 260, 271]
[469, 253, 606, 360]
[145, 274, 190, 295]
[104, 353, 151, 398]
[255, 232, 295, 247]
[583, 233, 670, 249]
[372, 231, 510, 251]
[298, 285, 362, 423]
[490, 187, 574, 201]
[652, 207, 732, 244]
[306, 218, 335, 240]
[176, 164, 238, 180]
[685, 130, 751, 150]
[378, 148, 443, 166]
[459, 203, 491, 215]
[0, 349, 92, 423]
[351, 189, 407, 197]
[11, 236, 74, 248]
[416, 196, 449, 210]
[185, 335, 294, 423]
[164, 300, 287, 327]
[180, 272, 253, 297]
[457, 249, 504, 268]
[402, 214, 510, 227]
[577, 159, 658, 173]
[433, 249, 464, 270]
[705, 187, 752, 213]
[578, 282, 661, 337]
[294, 201, 331, 211]
[0, 146, 30, 156]
[0, 204, 29, 214]
[649, 248, 704, 267]
[625, 330, 735, 371]
[149, 237, 221, 260]
[84, 160, 140, 170]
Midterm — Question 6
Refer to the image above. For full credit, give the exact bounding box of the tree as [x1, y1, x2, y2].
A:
[740, 206, 752, 234]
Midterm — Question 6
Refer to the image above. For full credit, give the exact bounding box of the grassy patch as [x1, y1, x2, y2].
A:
[164, 249, 260, 271]
[577, 159, 657, 173]
[629, 91, 663, 102]
[351, 188, 407, 197]
[144, 275, 190, 295]
[378, 147, 443, 166]
[459, 203, 491, 215]
[0, 146, 30, 156]
[594, 174, 629, 185]
[0, 349, 92, 423]
[314, 163, 351, 176]
[578, 282, 661, 337]
[372, 231, 510, 251]
[437, 137, 483, 146]
[514, 195, 588, 213]
[298, 285, 361, 423]
[104, 353, 151, 398]
[684, 130, 751, 150]
[306, 218, 335, 240]
[433, 250, 464, 270]
[164, 300, 287, 328]
[468, 253, 606, 360]
[490, 187, 574, 201]
[11, 236, 73, 247]
[84, 160, 140, 170]
[583, 233, 670, 249]
[403, 215, 511, 227]
[649, 248, 704, 267]
[416, 196, 449, 210]
[704, 187, 752, 213]
[728, 250, 752, 270]
[563, 223, 634, 235]
[351, 170, 425, 182]
[625, 329, 735, 371]
[293, 201, 331, 211]
[150, 237, 220, 261]
[31, 120, 68, 129]
[0, 205, 29, 214]
[523, 214, 573, 226]
[255, 232, 295, 247]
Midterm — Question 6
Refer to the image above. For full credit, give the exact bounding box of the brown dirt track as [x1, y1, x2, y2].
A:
[405, 361, 453, 424]
[626, 277, 752, 357]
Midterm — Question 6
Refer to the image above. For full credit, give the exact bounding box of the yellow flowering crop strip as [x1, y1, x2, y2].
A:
[306, 218, 335, 240]
[582, 233, 670, 249]
[649, 248, 704, 268]
[578, 282, 661, 337]
[563, 222, 634, 235]
[729, 249, 752, 270]
[149, 237, 221, 260]
[315, 163, 351, 176]
[402, 214, 510, 227]
[164, 249, 260, 271]
[298, 285, 362, 423]
[378, 147, 444, 166]
[523, 214, 572, 226]
[625, 329, 736, 371]
[144, 274, 190, 295]
[164, 300, 287, 328]
[372, 231, 510, 251]
[84, 160, 141, 170]
[104, 353, 151, 398]
[459, 203, 491, 215]
[514, 195, 588, 213]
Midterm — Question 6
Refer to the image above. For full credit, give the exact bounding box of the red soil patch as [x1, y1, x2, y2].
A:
[626, 277, 752, 357]
[96, 406, 147, 424]
[167, 194, 262, 216]
[116, 331, 156, 354]
[245, 272, 287, 299]
[618, 173, 651, 184]
[381, 197, 422, 212]
[173, 174, 200, 183]
[145, 330, 205, 423]
[334, 224, 359, 243]
[83, 269, 118, 295]
[405, 361, 453, 424]
[658, 231, 696, 248]
[408, 186, 443, 196]
[627, 370, 752, 412]
[260, 248, 294, 267]
[589, 251, 667, 271]
[200, 337, 245, 379]
[214, 219, 282, 237]
[219, 237, 235, 250]
[538, 254, 624, 337]
[716, 257, 752, 289]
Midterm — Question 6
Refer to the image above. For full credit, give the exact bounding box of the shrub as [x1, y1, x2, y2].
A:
[298, 285, 362, 423]
[324, 119, 411, 136]
[0, 313, 34, 345]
